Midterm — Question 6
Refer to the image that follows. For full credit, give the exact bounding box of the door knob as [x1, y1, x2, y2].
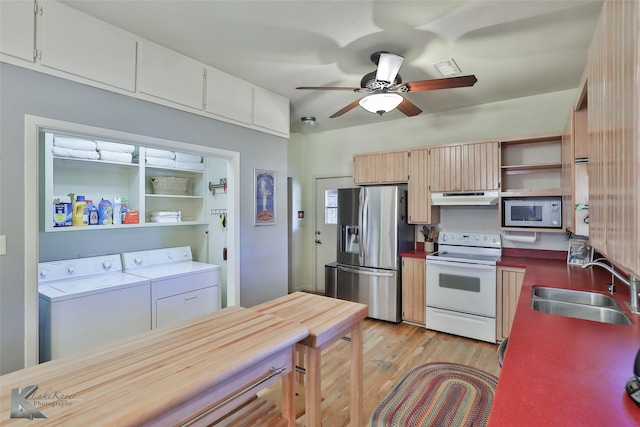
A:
[315, 240, 322, 244]
[316, 231, 321, 235]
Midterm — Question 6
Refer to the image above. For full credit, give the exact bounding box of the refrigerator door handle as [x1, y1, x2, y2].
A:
[360, 188, 369, 260]
[337, 265, 395, 277]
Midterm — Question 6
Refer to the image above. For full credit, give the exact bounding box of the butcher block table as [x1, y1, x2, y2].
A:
[251, 292, 369, 427]
[0, 306, 308, 426]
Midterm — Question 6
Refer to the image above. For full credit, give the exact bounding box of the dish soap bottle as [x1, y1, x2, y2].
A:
[87, 200, 99, 225]
[72, 195, 88, 226]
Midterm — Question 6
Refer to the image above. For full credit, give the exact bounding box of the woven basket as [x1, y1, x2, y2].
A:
[150, 177, 191, 195]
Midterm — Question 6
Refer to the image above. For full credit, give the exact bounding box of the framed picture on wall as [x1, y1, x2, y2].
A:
[567, 238, 594, 266]
[254, 169, 276, 226]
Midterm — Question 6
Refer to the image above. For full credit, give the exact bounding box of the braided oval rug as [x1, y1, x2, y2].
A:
[370, 362, 498, 427]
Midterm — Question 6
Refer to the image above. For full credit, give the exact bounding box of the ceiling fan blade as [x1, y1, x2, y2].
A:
[329, 99, 362, 118]
[396, 98, 422, 117]
[296, 86, 361, 92]
[375, 52, 404, 83]
[404, 75, 478, 92]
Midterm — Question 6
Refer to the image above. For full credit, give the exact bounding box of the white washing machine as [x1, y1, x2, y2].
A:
[121, 246, 220, 330]
[38, 254, 151, 362]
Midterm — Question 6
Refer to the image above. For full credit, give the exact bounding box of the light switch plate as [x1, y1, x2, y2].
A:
[0, 235, 6, 256]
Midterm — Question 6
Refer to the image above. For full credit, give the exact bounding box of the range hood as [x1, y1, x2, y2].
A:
[431, 191, 499, 206]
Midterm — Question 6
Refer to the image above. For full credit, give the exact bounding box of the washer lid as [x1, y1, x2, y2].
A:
[38, 273, 150, 302]
[123, 261, 220, 280]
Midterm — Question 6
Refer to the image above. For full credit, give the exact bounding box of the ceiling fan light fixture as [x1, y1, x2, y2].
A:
[359, 93, 403, 115]
[434, 58, 461, 77]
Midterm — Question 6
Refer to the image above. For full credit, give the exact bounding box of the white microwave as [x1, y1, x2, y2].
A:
[502, 197, 562, 229]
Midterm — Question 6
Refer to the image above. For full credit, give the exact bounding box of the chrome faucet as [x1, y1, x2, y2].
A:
[582, 261, 640, 314]
[592, 258, 616, 293]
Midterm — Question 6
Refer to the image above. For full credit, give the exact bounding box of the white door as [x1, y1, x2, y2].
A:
[315, 176, 354, 292]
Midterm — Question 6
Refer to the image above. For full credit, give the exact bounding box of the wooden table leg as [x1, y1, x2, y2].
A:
[350, 321, 363, 426]
[305, 346, 322, 427]
[281, 347, 296, 426]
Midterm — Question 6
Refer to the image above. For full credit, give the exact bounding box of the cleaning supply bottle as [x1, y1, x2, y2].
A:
[72, 195, 88, 226]
[87, 200, 99, 225]
[98, 198, 113, 225]
[113, 197, 122, 225]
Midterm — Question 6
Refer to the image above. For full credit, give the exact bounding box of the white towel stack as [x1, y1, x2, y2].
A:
[96, 140, 135, 163]
[150, 211, 182, 223]
[52, 137, 99, 160]
[145, 148, 176, 168]
[174, 152, 204, 171]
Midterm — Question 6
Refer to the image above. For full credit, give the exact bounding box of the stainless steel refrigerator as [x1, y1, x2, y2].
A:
[335, 186, 413, 322]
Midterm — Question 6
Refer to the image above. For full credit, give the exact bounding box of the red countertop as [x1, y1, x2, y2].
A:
[490, 255, 640, 426]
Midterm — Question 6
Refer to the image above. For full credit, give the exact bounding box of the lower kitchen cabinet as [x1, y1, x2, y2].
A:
[402, 257, 426, 325]
[496, 266, 525, 341]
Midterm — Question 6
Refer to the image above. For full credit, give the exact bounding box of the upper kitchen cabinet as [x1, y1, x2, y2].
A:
[462, 141, 500, 191]
[407, 148, 440, 224]
[562, 81, 589, 237]
[253, 88, 290, 136]
[500, 133, 562, 197]
[0, 0, 35, 62]
[138, 41, 205, 110]
[428, 141, 499, 192]
[353, 150, 409, 185]
[39, 1, 136, 92]
[205, 68, 253, 125]
[587, 0, 640, 277]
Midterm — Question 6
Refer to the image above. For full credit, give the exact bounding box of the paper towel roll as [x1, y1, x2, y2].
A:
[503, 231, 538, 243]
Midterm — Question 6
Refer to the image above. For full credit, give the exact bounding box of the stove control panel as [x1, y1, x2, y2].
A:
[438, 232, 501, 248]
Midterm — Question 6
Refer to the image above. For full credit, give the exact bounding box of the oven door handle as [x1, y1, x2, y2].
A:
[426, 259, 497, 271]
[338, 265, 395, 277]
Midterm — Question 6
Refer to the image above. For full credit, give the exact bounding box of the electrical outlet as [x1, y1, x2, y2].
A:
[0, 235, 6, 256]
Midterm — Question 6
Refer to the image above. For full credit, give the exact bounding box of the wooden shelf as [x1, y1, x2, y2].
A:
[501, 163, 562, 174]
[500, 189, 563, 198]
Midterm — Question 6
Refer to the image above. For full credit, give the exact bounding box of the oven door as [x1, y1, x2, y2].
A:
[426, 259, 496, 317]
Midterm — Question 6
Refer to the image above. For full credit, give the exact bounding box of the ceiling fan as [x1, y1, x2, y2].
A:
[296, 51, 477, 118]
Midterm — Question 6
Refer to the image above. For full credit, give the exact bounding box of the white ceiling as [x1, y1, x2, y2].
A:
[60, 0, 603, 134]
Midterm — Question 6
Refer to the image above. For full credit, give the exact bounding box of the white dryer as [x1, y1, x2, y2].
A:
[121, 246, 220, 330]
[38, 254, 151, 362]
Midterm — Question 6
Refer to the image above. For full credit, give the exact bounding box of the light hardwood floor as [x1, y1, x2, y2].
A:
[252, 319, 502, 427]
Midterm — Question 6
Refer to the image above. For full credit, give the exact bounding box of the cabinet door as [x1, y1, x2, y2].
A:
[496, 267, 525, 341]
[41, 1, 136, 92]
[0, 0, 35, 62]
[380, 151, 408, 183]
[588, 0, 639, 276]
[353, 153, 380, 184]
[253, 87, 290, 136]
[408, 148, 440, 224]
[562, 110, 575, 233]
[402, 258, 425, 325]
[462, 141, 500, 191]
[428, 145, 461, 192]
[138, 41, 205, 109]
[205, 67, 253, 125]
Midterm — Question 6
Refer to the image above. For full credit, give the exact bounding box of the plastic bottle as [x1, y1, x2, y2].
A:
[113, 197, 122, 225]
[72, 195, 88, 226]
[98, 198, 113, 225]
[87, 200, 99, 225]
[120, 197, 129, 223]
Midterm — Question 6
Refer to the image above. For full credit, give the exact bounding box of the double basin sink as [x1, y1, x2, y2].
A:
[531, 287, 633, 325]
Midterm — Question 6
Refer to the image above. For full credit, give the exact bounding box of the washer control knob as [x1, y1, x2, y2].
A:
[134, 256, 142, 265]
[67, 265, 75, 274]
[168, 253, 173, 259]
[103, 260, 112, 269]
[39, 269, 48, 278]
